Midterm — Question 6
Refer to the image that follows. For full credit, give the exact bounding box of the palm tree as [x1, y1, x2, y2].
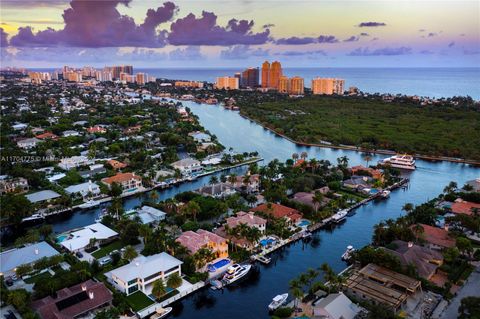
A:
[412, 223, 424, 243]
[167, 272, 183, 289]
[306, 268, 319, 292]
[443, 181, 458, 194]
[183, 201, 201, 222]
[123, 245, 138, 261]
[152, 279, 166, 299]
[139, 224, 152, 244]
[149, 191, 159, 203]
[363, 154, 372, 167]
[289, 279, 303, 313]
[300, 151, 308, 161]
[337, 156, 349, 168]
[227, 173, 237, 185]
[292, 153, 299, 163]
[312, 191, 324, 212]
[402, 203, 414, 215]
[209, 175, 218, 185]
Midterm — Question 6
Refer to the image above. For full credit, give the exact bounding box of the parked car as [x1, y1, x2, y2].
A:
[99, 256, 112, 266]
[76, 251, 84, 258]
[5, 278, 13, 287]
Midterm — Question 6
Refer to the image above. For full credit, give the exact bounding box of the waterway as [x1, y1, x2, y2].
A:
[41, 100, 479, 318]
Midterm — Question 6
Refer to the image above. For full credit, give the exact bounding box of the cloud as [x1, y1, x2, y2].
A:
[263, 23, 275, 29]
[1, 0, 69, 8]
[360, 33, 369, 37]
[219, 45, 269, 59]
[419, 50, 434, 55]
[463, 49, 480, 55]
[168, 11, 270, 45]
[348, 46, 412, 56]
[358, 22, 386, 27]
[317, 35, 339, 43]
[169, 46, 204, 60]
[427, 32, 437, 37]
[371, 37, 379, 41]
[0, 28, 8, 46]
[448, 41, 455, 48]
[275, 36, 316, 45]
[276, 50, 326, 56]
[10, 0, 177, 47]
[418, 29, 426, 32]
[344, 36, 359, 42]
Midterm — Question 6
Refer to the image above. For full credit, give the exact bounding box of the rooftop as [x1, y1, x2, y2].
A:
[251, 203, 302, 222]
[0, 242, 60, 274]
[102, 172, 141, 184]
[26, 190, 61, 203]
[176, 229, 227, 254]
[412, 224, 455, 248]
[451, 200, 480, 216]
[226, 211, 266, 228]
[313, 292, 360, 319]
[60, 223, 118, 252]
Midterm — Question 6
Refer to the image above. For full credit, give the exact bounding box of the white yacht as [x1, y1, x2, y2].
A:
[332, 209, 348, 223]
[341, 245, 355, 261]
[79, 200, 100, 209]
[22, 213, 44, 223]
[380, 190, 391, 198]
[150, 307, 172, 319]
[378, 154, 416, 170]
[222, 264, 252, 285]
[268, 293, 289, 311]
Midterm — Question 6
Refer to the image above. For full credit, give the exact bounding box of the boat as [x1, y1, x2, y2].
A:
[150, 307, 172, 319]
[21, 213, 44, 223]
[256, 255, 271, 264]
[380, 190, 391, 198]
[210, 279, 223, 290]
[302, 231, 312, 240]
[95, 208, 108, 223]
[341, 245, 355, 261]
[331, 209, 348, 223]
[79, 200, 100, 209]
[268, 293, 289, 311]
[222, 264, 252, 285]
[378, 154, 416, 170]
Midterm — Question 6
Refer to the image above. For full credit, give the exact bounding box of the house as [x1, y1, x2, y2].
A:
[189, 131, 212, 143]
[251, 203, 303, 225]
[351, 165, 384, 181]
[123, 125, 141, 135]
[26, 190, 61, 204]
[343, 175, 373, 190]
[62, 130, 80, 137]
[0, 242, 60, 277]
[101, 172, 142, 193]
[195, 183, 236, 198]
[226, 174, 261, 193]
[312, 292, 362, 319]
[171, 158, 202, 174]
[59, 223, 118, 252]
[465, 178, 480, 192]
[86, 125, 107, 134]
[17, 137, 41, 149]
[381, 240, 443, 279]
[451, 199, 480, 216]
[65, 181, 101, 198]
[12, 123, 28, 131]
[58, 155, 94, 170]
[105, 252, 182, 295]
[292, 191, 331, 209]
[225, 211, 267, 233]
[0, 177, 29, 195]
[411, 224, 455, 250]
[31, 280, 112, 319]
[132, 206, 167, 225]
[106, 159, 127, 170]
[35, 132, 59, 140]
[79, 164, 107, 179]
[344, 263, 421, 313]
[176, 229, 228, 258]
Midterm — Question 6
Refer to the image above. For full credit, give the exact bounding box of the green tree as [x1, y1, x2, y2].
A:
[123, 245, 138, 261]
[289, 279, 303, 313]
[458, 296, 480, 319]
[456, 237, 473, 257]
[152, 279, 166, 299]
[6, 289, 31, 313]
[166, 272, 183, 289]
[109, 182, 123, 198]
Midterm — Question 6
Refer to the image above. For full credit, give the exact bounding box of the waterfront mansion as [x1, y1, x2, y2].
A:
[101, 172, 142, 194]
[105, 252, 182, 296]
[176, 229, 228, 259]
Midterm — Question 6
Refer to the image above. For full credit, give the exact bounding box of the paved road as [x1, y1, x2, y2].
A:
[439, 266, 480, 319]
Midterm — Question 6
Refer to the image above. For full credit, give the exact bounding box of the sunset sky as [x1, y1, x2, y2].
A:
[0, 0, 479, 67]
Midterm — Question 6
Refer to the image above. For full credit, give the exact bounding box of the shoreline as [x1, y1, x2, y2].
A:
[238, 112, 480, 166]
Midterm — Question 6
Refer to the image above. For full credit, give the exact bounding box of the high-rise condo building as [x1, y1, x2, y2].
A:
[311, 78, 345, 95]
[278, 76, 289, 93]
[269, 61, 283, 89]
[241, 67, 259, 88]
[261, 61, 270, 88]
[215, 76, 239, 90]
[95, 70, 113, 82]
[106, 65, 134, 79]
[289, 76, 305, 95]
[136, 73, 147, 85]
[175, 81, 204, 88]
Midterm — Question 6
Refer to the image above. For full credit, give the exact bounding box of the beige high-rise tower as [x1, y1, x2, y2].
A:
[261, 61, 270, 88]
[269, 61, 282, 89]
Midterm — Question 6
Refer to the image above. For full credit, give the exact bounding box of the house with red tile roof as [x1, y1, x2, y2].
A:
[101, 172, 142, 193]
[123, 125, 142, 135]
[106, 159, 127, 170]
[251, 203, 303, 225]
[31, 279, 112, 319]
[176, 229, 228, 259]
[411, 224, 455, 250]
[226, 211, 267, 233]
[451, 200, 480, 216]
[86, 125, 107, 134]
[351, 165, 384, 181]
[35, 132, 58, 140]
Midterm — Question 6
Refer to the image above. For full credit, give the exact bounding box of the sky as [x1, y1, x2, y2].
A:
[0, 0, 479, 68]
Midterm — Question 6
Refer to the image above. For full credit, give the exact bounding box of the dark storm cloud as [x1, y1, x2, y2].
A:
[358, 22, 386, 27]
[275, 36, 316, 45]
[343, 36, 360, 42]
[317, 35, 339, 43]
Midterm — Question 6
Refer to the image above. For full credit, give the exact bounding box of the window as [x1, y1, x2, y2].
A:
[164, 266, 179, 276]
[128, 285, 138, 294]
[144, 271, 162, 282]
[128, 279, 137, 286]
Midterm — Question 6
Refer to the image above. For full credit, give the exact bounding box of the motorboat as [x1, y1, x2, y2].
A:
[210, 279, 223, 290]
[302, 231, 312, 240]
[256, 255, 271, 264]
[21, 213, 44, 223]
[332, 209, 348, 223]
[268, 293, 289, 311]
[150, 307, 172, 319]
[79, 200, 100, 209]
[378, 154, 416, 170]
[222, 264, 252, 285]
[95, 208, 108, 223]
[341, 245, 355, 261]
[380, 190, 391, 198]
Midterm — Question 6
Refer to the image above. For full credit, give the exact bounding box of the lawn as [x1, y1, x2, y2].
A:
[91, 240, 124, 259]
[126, 291, 155, 311]
[24, 271, 52, 284]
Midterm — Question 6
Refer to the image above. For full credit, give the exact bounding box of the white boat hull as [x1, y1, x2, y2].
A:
[223, 264, 252, 285]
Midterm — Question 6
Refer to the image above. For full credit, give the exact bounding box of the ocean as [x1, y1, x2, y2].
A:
[33, 67, 480, 99]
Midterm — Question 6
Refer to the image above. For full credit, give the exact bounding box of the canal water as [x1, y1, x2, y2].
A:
[46, 100, 478, 318]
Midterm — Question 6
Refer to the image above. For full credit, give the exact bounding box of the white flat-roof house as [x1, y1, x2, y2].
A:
[65, 181, 101, 198]
[313, 292, 362, 319]
[58, 156, 95, 170]
[105, 252, 182, 295]
[17, 138, 41, 149]
[26, 190, 61, 203]
[59, 223, 118, 252]
[0, 242, 60, 277]
[134, 206, 167, 225]
[171, 158, 202, 175]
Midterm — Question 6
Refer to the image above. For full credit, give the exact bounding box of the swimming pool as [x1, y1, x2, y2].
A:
[260, 237, 276, 246]
[297, 220, 311, 227]
[207, 258, 231, 272]
[57, 235, 68, 242]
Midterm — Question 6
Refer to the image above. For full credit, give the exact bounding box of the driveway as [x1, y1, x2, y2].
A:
[439, 266, 480, 319]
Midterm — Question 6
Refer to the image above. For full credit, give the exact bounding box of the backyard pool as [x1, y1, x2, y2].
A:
[297, 220, 311, 227]
[260, 237, 276, 247]
[56, 234, 68, 242]
[207, 258, 231, 272]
